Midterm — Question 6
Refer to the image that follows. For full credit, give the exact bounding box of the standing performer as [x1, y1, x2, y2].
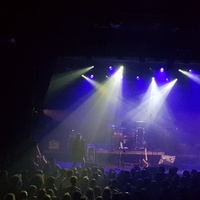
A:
[71, 133, 86, 168]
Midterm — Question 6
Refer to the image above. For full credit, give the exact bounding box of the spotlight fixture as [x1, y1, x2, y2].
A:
[109, 66, 113, 70]
[90, 75, 94, 79]
[160, 68, 164, 72]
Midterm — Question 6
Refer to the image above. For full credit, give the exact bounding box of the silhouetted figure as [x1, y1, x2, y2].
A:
[3, 193, 16, 200]
[62, 192, 71, 200]
[28, 185, 37, 200]
[45, 176, 60, 198]
[7, 174, 22, 200]
[71, 134, 86, 169]
[61, 169, 74, 196]
[64, 176, 81, 197]
[20, 190, 28, 200]
[84, 188, 95, 200]
[102, 187, 112, 200]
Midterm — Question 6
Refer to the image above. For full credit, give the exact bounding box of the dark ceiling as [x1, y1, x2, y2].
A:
[1, 1, 200, 61]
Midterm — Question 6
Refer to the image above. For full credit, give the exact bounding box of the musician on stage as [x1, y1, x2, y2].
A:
[71, 133, 86, 168]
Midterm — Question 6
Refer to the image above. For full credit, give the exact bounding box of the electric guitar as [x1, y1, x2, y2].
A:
[35, 143, 48, 165]
[142, 147, 150, 167]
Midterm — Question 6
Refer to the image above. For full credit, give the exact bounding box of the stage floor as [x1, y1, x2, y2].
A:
[96, 149, 165, 155]
[55, 160, 200, 176]
[45, 148, 200, 173]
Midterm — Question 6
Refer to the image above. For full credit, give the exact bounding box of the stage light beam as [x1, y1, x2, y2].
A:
[179, 69, 200, 84]
[114, 66, 124, 80]
[45, 66, 94, 98]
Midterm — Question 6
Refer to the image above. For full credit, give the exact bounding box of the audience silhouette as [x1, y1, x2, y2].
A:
[1, 149, 200, 200]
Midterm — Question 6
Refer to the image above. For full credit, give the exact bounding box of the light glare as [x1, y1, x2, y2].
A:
[160, 68, 164, 72]
[109, 66, 113, 70]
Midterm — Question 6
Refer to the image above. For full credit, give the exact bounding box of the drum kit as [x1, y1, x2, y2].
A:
[108, 121, 147, 151]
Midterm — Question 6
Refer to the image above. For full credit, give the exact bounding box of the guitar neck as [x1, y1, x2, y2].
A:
[144, 148, 148, 161]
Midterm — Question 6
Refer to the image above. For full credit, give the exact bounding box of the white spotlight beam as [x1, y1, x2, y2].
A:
[126, 77, 159, 122]
[82, 74, 101, 88]
[126, 78, 177, 122]
[148, 79, 177, 120]
[179, 69, 200, 84]
[47, 66, 94, 95]
[55, 66, 124, 144]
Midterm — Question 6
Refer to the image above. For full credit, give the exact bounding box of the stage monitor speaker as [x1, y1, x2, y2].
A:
[158, 155, 176, 165]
